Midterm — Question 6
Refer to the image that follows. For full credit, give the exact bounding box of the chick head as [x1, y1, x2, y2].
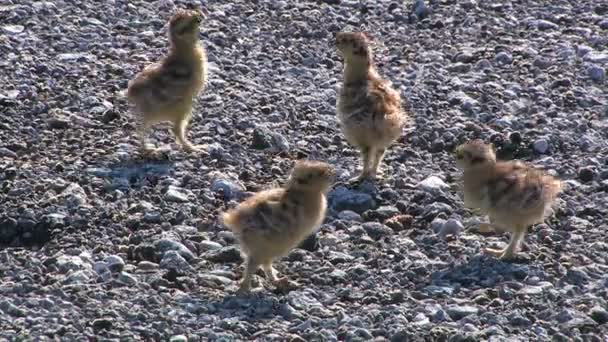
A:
[288, 160, 336, 193]
[169, 9, 203, 44]
[455, 140, 497, 170]
[336, 31, 372, 61]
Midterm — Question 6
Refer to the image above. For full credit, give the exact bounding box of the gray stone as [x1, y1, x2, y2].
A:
[361, 222, 394, 240]
[439, 219, 463, 238]
[160, 250, 193, 274]
[0, 147, 17, 158]
[328, 186, 376, 214]
[165, 186, 189, 203]
[495, 51, 513, 65]
[337, 210, 363, 222]
[533, 138, 549, 154]
[116, 272, 138, 286]
[198, 240, 223, 251]
[206, 246, 243, 263]
[417, 176, 449, 192]
[155, 238, 196, 261]
[211, 177, 245, 201]
[588, 66, 605, 83]
[584, 52, 608, 63]
[61, 183, 88, 207]
[104, 255, 125, 273]
[2, 25, 25, 34]
[447, 305, 479, 320]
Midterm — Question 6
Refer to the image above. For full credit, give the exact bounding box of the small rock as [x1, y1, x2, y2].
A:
[116, 272, 138, 286]
[533, 138, 549, 154]
[211, 177, 245, 201]
[588, 66, 605, 83]
[155, 238, 196, 261]
[431, 217, 446, 233]
[328, 186, 376, 214]
[578, 167, 595, 182]
[198, 240, 223, 251]
[104, 255, 125, 273]
[337, 210, 363, 222]
[439, 219, 463, 239]
[92, 318, 113, 330]
[417, 176, 449, 192]
[48, 117, 70, 129]
[206, 246, 243, 263]
[590, 307, 608, 324]
[0, 147, 17, 158]
[169, 335, 189, 342]
[447, 305, 479, 321]
[2, 25, 25, 34]
[584, 52, 608, 63]
[165, 186, 189, 203]
[533, 19, 559, 30]
[160, 250, 193, 274]
[199, 274, 232, 288]
[412, 0, 430, 20]
[361, 222, 394, 240]
[495, 51, 513, 65]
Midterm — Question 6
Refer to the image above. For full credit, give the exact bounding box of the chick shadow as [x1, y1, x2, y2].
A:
[429, 253, 534, 289]
[182, 290, 289, 322]
[93, 155, 175, 189]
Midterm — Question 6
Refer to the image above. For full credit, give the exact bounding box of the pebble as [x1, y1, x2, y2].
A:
[439, 219, 463, 239]
[578, 167, 595, 182]
[210, 177, 245, 201]
[104, 255, 125, 273]
[328, 186, 376, 214]
[165, 186, 189, 203]
[494, 51, 513, 65]
[417, 176, 449, 192]
[0, 147, 17, 158]
[361, 222, 394, 240]
[155, 238, 196, 261]
[588, 66, 605, 83]
[446, 305, 479, 321]
[533, 138, 549, 154]
[159, 251, 193, 274]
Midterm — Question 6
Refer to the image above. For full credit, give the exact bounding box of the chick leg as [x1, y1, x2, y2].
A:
[499, 227, 525, 260]
[483, 226, 525, 260]
[262, 263, 279, 283]
[237, 258, 259, 294]
[370, 147, 386, 178]
[173, 114, 202, 153]
[349, 146, 372, 183]
[138, 117, 158, 154]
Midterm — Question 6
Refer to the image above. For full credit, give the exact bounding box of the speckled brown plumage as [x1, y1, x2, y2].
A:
[221, 160, 335, 293]
[455, 140, 563, 260]
[336, 32, 409, 182]
[126, 9, 207, 154]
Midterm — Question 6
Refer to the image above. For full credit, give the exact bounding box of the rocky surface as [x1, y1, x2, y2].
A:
[1, 0, 607, 340]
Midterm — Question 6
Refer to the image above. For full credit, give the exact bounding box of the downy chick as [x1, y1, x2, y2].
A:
[126, 9, 208, 154]
[221, 160, 335, 293]
[455, 140, 562, 260]
[336, 32, 408, 182]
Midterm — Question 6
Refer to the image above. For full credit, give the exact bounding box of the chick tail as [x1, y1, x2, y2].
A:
[221, 211, 241, 233]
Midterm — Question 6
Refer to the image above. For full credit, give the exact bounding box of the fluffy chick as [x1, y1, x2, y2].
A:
[221, 160, 335, 293]
[126, 9, 208, 154]
[336, 32, 408, 182]
[455, 140, 562, 260]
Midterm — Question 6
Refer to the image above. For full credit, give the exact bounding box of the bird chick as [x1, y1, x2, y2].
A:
[455, 140, 562, 260]
[221, 160, 335, 293]
[126, 9, 208, 154]
[335, 32, 409, 182]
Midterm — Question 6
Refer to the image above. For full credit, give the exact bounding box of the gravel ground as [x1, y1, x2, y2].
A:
[1, 0, 608, 340]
